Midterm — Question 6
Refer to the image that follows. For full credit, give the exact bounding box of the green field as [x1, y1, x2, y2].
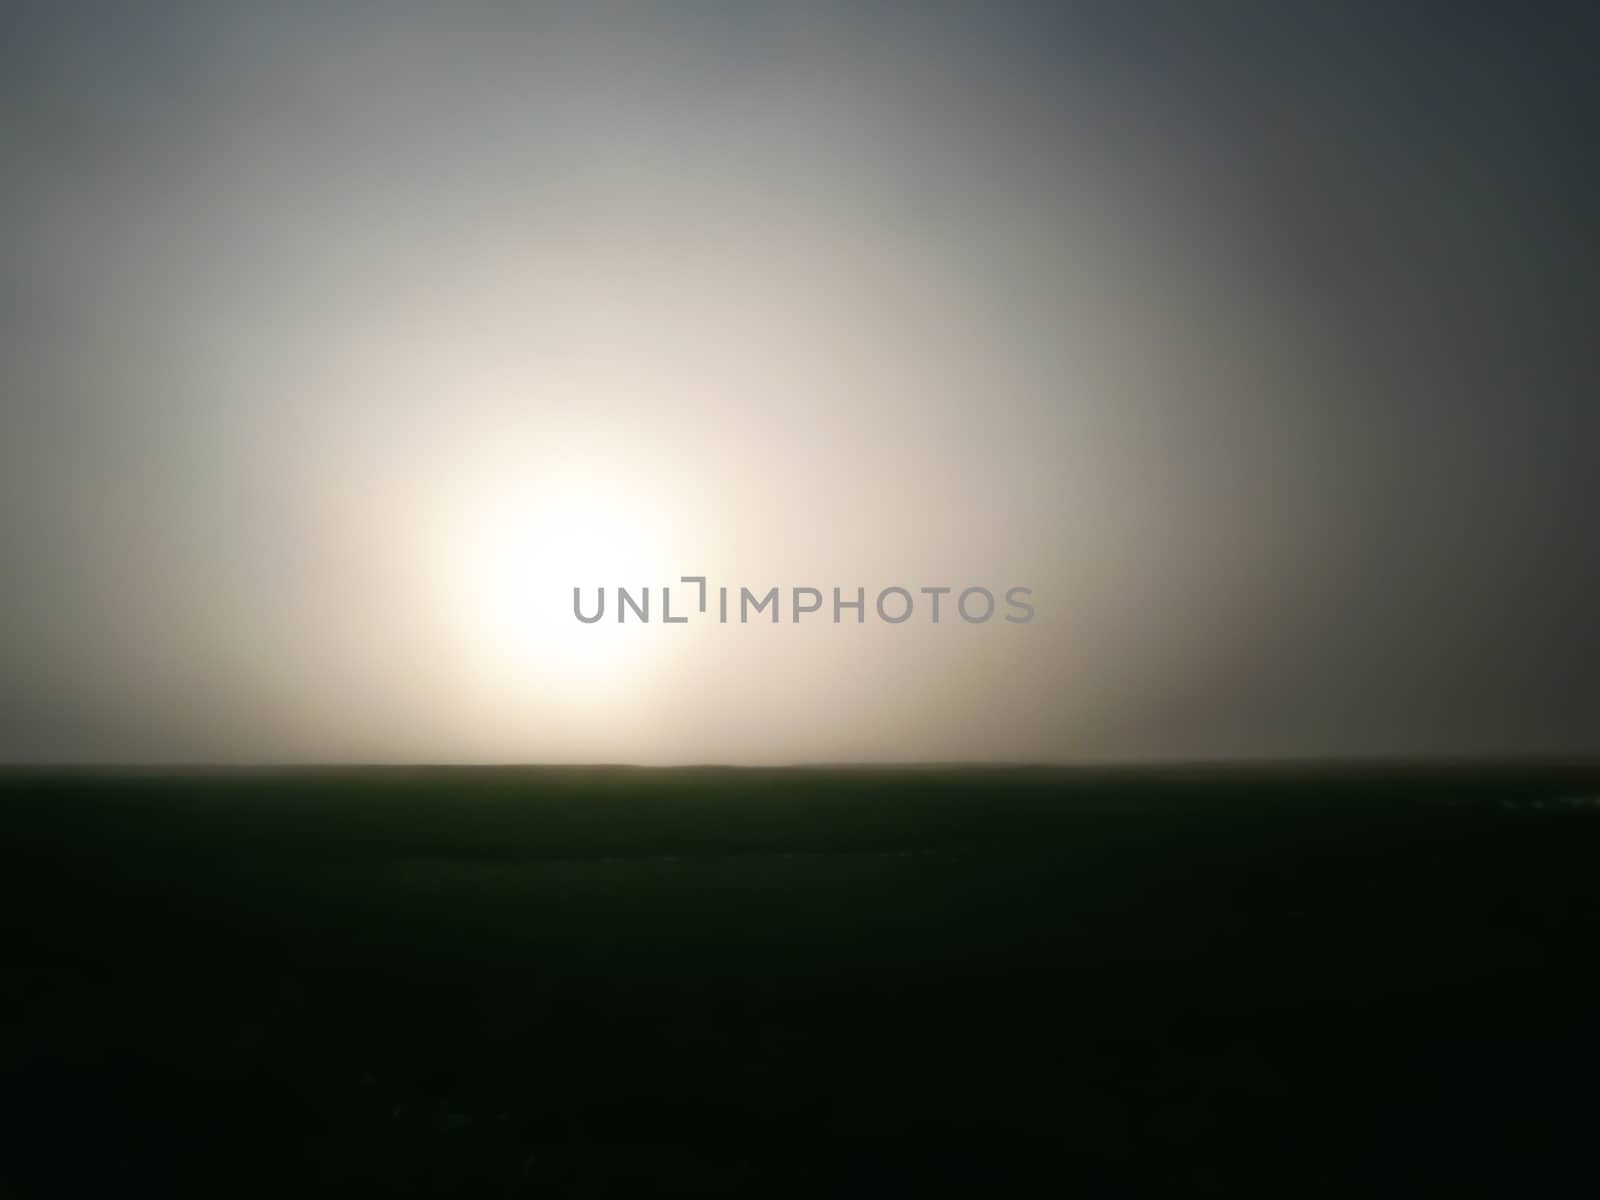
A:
[4, 765, 1599, 1194]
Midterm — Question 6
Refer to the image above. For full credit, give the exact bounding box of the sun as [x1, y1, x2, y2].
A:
[450, 462, 681, 698]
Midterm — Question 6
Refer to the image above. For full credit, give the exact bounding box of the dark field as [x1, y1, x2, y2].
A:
[4, 764, 1600, 1194]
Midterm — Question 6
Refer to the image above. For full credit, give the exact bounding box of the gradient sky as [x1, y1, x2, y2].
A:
[3, 1, 1597, 763]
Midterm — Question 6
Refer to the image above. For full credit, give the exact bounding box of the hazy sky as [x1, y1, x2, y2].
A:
[3, 1, 1597, 763]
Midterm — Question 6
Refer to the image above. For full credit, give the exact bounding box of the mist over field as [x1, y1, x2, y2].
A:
[6, 8, 1600, 1193]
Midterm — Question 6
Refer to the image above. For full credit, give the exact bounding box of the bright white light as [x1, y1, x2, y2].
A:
[453, 456, 681, 701]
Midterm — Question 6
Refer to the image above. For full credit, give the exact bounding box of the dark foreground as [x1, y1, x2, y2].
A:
[3, 764, 1600, 1195]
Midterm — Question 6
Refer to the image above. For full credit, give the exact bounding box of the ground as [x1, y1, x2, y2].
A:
[2, 764, 1599, 1194]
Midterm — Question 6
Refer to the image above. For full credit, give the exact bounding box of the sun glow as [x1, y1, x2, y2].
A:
[452, 460, 683, 699]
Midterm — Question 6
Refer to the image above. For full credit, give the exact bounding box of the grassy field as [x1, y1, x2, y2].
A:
[3, 764, 1599, 1194]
